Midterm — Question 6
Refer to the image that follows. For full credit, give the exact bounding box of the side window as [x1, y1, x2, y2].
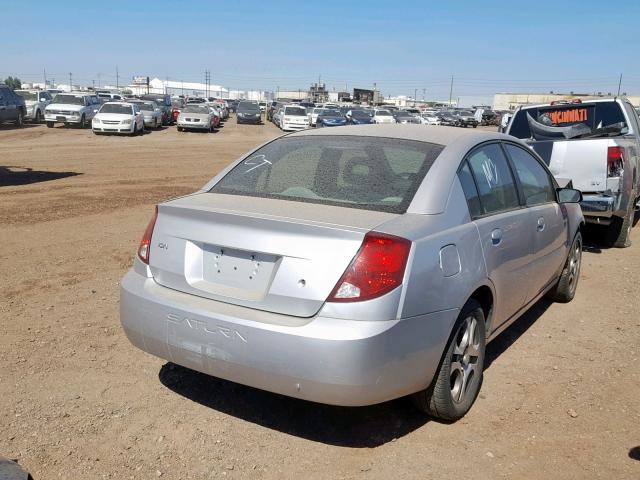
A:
[458, 161, 482, 217]
[467, 143, 520, 215]
[505, 144, 555, 205]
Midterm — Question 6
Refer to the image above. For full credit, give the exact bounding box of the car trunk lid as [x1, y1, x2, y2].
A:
[149, 193, 395, 317]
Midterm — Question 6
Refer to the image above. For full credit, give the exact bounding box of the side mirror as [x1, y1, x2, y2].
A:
[557, 188, 582, 204]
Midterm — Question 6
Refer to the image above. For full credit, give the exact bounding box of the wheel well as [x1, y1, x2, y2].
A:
[469, 286, 493, 333]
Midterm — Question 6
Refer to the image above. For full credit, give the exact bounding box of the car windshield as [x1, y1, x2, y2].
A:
[238, 102, 260, 113]
[210, 136, 444, 213]
[183, 106, 208, 114]
[352, 110, 372, 118]
[376, 110, 391, 116]
[509, 102, 629, 139]
[52, 95, 85, 105]
[17, 91, 37, 100]
[284, 106, 306, 116]
[100, 104, 133, 114]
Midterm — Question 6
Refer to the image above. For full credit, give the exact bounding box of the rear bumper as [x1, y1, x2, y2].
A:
[581, 194, 615, 223]
[281, 122, 308, 131]
[178, 122, 209, 130]
[120, 268, 458, 406]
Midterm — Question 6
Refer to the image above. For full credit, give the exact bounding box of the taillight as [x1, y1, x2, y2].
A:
[137, 206, 158, 264]
[607, 146, 624, 177]
[327, 232, 411, 303]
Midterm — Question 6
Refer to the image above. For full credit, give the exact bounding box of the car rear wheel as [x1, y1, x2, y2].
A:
[46, 121, 54, 128]
[177, 126, 183, 132]
[34, 110, 42, 123]
[547, 232, 582, 303]
[608, 193, 636, 248]
[16, 111, 24, 127]
[79, 115, 86, 129]
[131, 124, 137, 136]
[412, 299, 486, 421]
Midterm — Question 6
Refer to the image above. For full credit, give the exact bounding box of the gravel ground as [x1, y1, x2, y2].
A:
[1, 120, 639, 479]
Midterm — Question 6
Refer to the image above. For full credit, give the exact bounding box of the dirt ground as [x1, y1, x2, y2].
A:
[1, 120, 639, 480]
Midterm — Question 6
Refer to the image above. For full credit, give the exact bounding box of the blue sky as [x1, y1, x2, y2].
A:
[3, 0, 640, 100]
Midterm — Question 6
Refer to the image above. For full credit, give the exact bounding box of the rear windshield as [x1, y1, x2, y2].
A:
[376, 110, 391, 116]
[183, 105, 208, 113]
[53, 95, 85, 105]
[237, 102, 260, 112]
[100, 104, 133, 114]
[284, 106, 306, 116]
[509, 102, 628, 139]
[210, 136, 444, 213]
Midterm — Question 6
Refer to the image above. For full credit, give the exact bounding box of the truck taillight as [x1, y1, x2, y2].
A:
[327, 232, 411, 303]
[607, 146, 624, 177]
[138, 206, 158, 264]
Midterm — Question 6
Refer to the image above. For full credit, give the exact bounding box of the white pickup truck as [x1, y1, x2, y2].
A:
[506, 98, 640, 247]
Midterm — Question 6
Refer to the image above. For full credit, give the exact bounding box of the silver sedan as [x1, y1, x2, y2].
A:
[120, 125, 584, 420]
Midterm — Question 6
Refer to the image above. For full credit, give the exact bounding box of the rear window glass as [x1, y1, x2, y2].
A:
[210, 136, 444, 213]
[509, 102, 628, 139]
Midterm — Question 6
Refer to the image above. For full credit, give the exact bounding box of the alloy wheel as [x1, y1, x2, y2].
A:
[450, 315, 481, 403]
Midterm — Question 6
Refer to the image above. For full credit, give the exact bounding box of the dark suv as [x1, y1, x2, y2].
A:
[0, 84, 27, 127]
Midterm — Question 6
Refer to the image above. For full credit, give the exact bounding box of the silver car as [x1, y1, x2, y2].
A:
[130, 100, 163, 129]
[120, 125, 584, 420]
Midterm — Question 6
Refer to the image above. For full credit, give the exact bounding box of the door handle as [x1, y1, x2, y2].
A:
[537, 217, 545, 232]
[491, 228, 502, 246]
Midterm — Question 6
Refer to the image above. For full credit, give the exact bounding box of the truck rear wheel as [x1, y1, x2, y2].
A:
[608, 193, 636, 248]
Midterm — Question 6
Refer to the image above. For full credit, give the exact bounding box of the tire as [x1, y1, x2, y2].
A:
[34, 110, 42, 123]
[608, 193, 636, 248]
[79, 115, 86, 129]
[16, 111, 24, 127]
[46, 121, 54, 128]
[546, 232, 582, 303]
[177, 126, 183, 132]
[412, 299, 486, 421]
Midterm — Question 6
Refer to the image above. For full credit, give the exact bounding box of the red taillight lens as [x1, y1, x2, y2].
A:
[137, 206, 158, 264]
[607, 146, 624, 177]
[327, 232, 411, 303]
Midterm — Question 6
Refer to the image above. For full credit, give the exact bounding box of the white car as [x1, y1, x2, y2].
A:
[92, 102, 144, 135]
[308, 107, 325, 127]
[421, 111, 442, 125]
[372, 109, 396, 124]
[280, 105, 309, 131]
[16, 90, 53, 123]
[45, 93, 101, 128]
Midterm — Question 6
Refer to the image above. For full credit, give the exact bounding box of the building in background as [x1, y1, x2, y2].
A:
[352, 88, 381, 104]
[127, 77, 269, 100]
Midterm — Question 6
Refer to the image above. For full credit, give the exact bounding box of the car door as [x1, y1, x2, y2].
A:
[503, 142, 568, 300]
[461, 143, 533, 328]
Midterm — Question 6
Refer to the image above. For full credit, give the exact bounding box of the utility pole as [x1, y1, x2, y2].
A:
[43, 68, 47, 88]
[68, 72, 72, 90]
[97, 73, 101, 88]
[449, 75, 454, 106]
[423, 88, 426, 102]
[414, 88, 417, 106]
[617, 73, 623, 97]
[116, 66, 119, 89]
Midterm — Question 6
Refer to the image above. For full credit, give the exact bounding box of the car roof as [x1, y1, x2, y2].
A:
[287, 124, 510, 147]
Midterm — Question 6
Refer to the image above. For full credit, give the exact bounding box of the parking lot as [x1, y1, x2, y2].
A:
[1, 119, 639, 479]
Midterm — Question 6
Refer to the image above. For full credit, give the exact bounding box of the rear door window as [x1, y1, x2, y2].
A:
[466, 143, 520, 215]
[504, 144, 555, 206]
[458, 161, 482, 218]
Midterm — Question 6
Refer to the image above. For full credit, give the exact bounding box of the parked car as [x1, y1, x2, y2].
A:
[267, 101, 279, 121]
[208, 105, 222, 129]
[372, 109, 396, 124]
[15, 90, 53, 123]
[92, 102, 144, 135]
[258, 101, 267, 112]
[96, 91, 125, 102]
[316, 109, 347, 127]
[506, 97, 640, 247]
[236, 101, 262, 124]
[272, 105, 284, 126]
[421, 111, 442, 125]
[308, 107, 326, 127]
[394, 111, 421, 124]
[176, 105, 216, 132]
[129, 100, 163, 129]
[171, 98, 185, 123]
[44, 92, 101, 128]
[279, 105, 309, 131]
[0, 84, 27, 127]
[121, 124, 584, 421]
[348, 109, 375, 125]
[439, 111, 460, 127]
[140, 94, 172, 125]
[456, 110, 479, 128]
